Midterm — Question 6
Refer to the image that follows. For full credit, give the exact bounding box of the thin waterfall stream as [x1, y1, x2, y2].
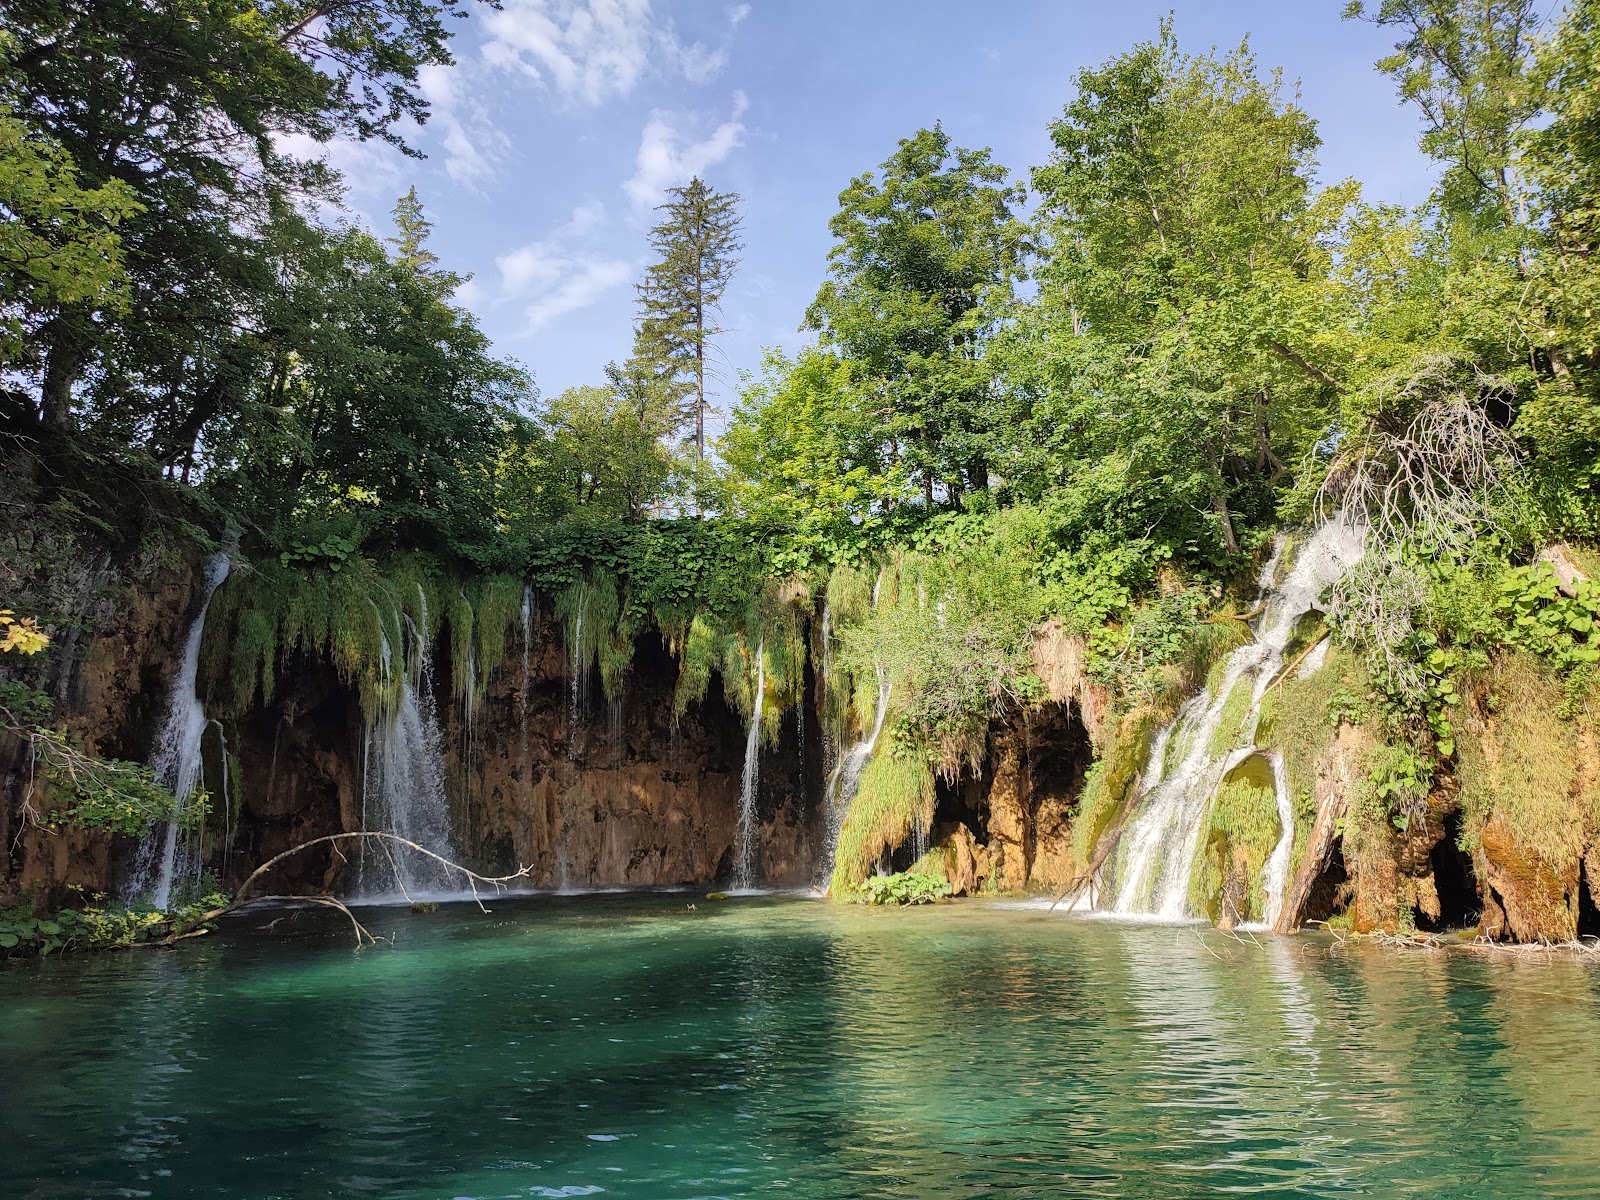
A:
[817, 569, 893, 887]
[129, 549, 232, 909]
[354, 591, 461, 900]
[1108, 520, 1365, 922]
[733, 639, 765, 890]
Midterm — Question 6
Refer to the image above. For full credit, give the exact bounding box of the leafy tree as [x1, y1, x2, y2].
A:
[206, 227, 529, 553]
[1518, 0, 1600, 522]
[720, 347, 917, 564]
[805, 125, 1030, 509]
[0, 97, 137, 369]
[1345, 0, 1541, 232]
[0, 0, 482, 439]
[632, 177, 743, 460]
[540, 379, 676, 523]
[1023, 29, 1343, 556]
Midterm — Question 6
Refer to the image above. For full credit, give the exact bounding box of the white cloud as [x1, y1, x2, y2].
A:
[728, 4, 751, 27]
[483, 0, 724, 105]
[495, 201, 631, 332]
[624, 92, 747, 211]
[417, 63, 507, 186]
[524, 259, 634, 330]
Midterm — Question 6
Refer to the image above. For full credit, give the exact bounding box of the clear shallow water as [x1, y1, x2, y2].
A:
[4, 896, 1600, 1199]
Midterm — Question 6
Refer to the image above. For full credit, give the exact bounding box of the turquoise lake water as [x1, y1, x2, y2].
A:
[3, 894, 1600, 1198]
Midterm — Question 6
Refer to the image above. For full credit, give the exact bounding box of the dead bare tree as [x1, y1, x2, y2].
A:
[1317, 354, 1524, 553]
[144, 833, 535, 949]
[1316, 354, 1527, 697]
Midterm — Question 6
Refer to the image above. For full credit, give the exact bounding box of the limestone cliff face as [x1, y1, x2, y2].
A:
[448, 625, 823, 890]
[2, 549, 200, 906]
[4, 584, 830, 901]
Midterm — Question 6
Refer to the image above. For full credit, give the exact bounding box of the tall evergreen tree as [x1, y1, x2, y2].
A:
[386, 187, 462, 297]
[632, 177, 743, 459]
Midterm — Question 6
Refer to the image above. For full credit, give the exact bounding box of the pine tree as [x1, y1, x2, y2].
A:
[632, 178, 743, 459]
[388, 187, 463, 296]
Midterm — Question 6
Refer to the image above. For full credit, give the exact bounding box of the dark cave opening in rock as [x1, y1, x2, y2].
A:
[1300, 840, 1351, 927]
[931, 773, 988, 849]
[1420, 811, 1478, 932]
[1579, 862, 1600, 940]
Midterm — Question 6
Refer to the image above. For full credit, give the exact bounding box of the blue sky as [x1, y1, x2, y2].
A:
[317, 1, 1443, 425]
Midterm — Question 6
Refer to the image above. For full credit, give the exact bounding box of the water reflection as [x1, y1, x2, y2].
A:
[2, 898, 1599, 1198]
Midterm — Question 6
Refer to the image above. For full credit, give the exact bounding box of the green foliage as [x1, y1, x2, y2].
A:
[854, 871, 952, 906]
[280, 535, 358, 573]
[534, 382, 677, 523]
[0, 92, 138, 363]
[1022, 23, 1344, 558]
[1366, 742, 1434, 830]
[0, 681, 192, 835]
[1189, 755, 1281, 923]
[805, 124, 1030, 508]
[0, 894, 229, 957]
[830, 754, 935, 895]
[840, 541, 1043, 774]
[1492, 563, 1600, 670]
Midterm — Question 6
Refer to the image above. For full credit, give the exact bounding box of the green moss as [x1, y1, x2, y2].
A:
[829, 752, 934, 895]
[1455, 652, 1597, 865]
[1207, 677, 1254, 758]
[1255, 645, 1369, 883]
[1188, 754, 1281, 922]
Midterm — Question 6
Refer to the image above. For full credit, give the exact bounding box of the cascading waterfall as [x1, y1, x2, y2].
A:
[355, 593, 461, 900]
[816, 570, 893, 885]
[732, 640, 765, 890]
[1109, 520, 1365, 922]
[129, 549, 232, 909]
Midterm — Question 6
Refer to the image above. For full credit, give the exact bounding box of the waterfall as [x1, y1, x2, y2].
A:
[733, 640, 765, 890]
[816, 568, 894, 886]
[1260, 752, 1295, 928]
[1109, 521, 1365, 922]
[568, 582, 587, 755]
[354, 599, 461, 900]
[519, 586, 534, 829]
[130, 550, 232, 909]
[819, 669, 891, 885]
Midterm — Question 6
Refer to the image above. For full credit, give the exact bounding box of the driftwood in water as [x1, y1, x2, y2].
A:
[140, 833, 534, 949]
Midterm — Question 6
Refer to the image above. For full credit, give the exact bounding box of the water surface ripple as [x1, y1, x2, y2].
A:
[3, 895, 1598, 1198]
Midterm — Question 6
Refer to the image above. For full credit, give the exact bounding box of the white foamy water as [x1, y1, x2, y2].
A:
[355, 594, 462, 900]
[733, 639, 765, 890]
[129, 549, 232, 909]
[1109, 520, 1365, 923]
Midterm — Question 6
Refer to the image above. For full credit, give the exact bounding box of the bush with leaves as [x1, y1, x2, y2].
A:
[855, 871, 952, 906]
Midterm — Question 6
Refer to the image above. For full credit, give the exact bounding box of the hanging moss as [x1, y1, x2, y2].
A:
[472, 575, 526, 697]
[199, 552, 471, 722]
[1455, 652, 1599, 868]
[1188, 754, 1281, 922]
[829, 752, 935, 895]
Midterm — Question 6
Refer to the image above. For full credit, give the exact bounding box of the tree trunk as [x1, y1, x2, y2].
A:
[38, 311, 90, 430]
[1211, 491, 1240, 555]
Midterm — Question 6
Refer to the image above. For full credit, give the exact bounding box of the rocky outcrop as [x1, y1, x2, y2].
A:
[2, 547, 201, 907]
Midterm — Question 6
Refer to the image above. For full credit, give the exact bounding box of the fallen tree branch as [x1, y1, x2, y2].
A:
[1049, 772, 1142, 913]
[234, 832, 533, 915]
[1264, 628, 1330, 696]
